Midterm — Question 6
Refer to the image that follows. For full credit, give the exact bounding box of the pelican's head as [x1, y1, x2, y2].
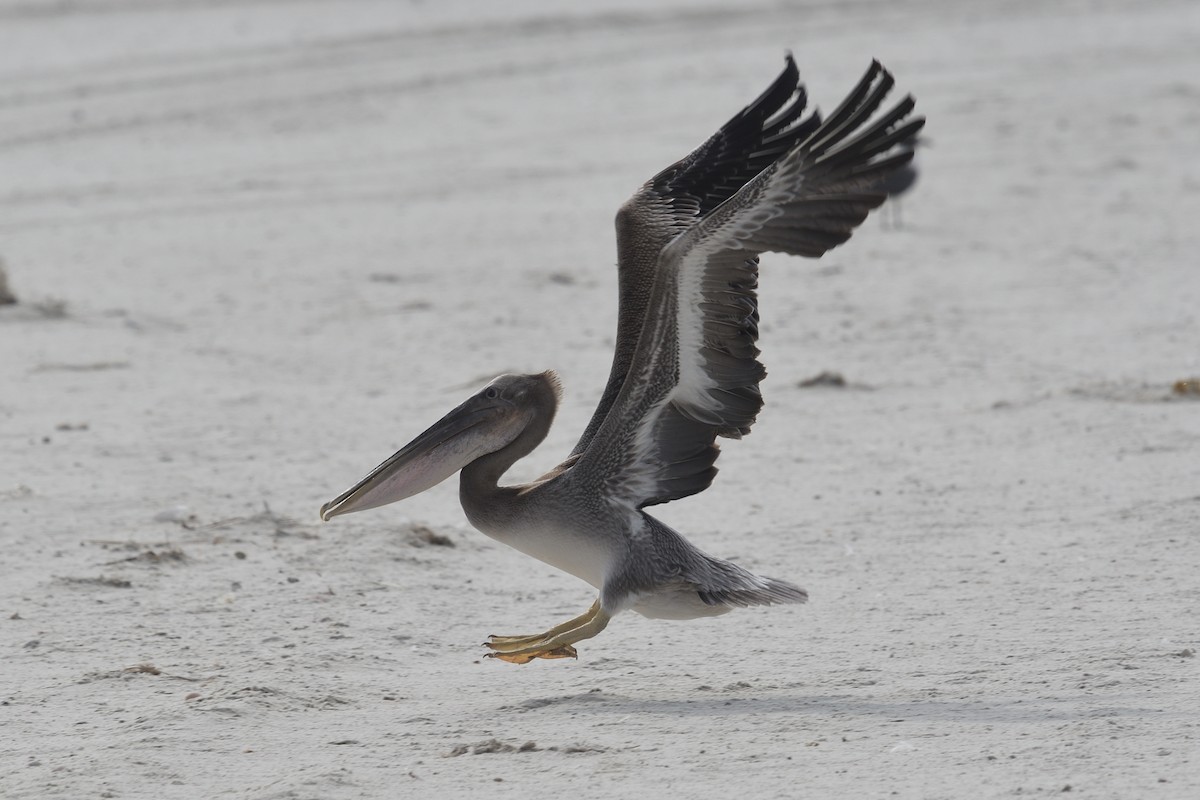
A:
[319, 371, 561, 521]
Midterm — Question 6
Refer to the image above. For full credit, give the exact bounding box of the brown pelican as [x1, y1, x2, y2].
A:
[321, 56, 923, 664]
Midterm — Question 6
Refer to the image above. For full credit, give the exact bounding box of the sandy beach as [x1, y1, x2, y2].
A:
[2, 1, 1198, 797]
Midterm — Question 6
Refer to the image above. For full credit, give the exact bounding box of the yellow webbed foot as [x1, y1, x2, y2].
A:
[485, 644, 578, 664]
[480, 599, 609, 665]
[485, 632, 551, 647]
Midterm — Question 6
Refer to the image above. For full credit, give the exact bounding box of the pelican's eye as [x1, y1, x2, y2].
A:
[484, 387, 500, 400]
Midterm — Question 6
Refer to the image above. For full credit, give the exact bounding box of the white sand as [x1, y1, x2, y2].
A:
[2, 1, 1198, 797]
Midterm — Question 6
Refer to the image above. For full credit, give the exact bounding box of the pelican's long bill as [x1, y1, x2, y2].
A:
[320, 390, 516, 521]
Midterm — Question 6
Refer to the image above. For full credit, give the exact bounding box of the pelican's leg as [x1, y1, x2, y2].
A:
[486, 600, 601, 646]
[483, 601, 611, 665]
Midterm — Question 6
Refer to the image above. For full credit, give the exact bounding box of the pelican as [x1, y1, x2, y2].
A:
[321, 56, 923, 664]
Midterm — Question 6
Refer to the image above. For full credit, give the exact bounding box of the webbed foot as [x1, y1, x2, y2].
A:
[481, 599, 609, 665]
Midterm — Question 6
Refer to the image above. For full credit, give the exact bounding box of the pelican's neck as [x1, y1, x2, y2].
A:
[459, 400, 556, 526]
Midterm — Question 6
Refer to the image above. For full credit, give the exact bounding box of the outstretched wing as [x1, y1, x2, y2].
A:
[571, 54, 821, 456]
[569, 60, 923, 509]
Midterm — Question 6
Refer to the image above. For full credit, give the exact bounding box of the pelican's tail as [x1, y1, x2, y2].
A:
[623, 516, 808, 620]
[628, 567, 807, 620]
[687, 548, 809, 609]
[696, 572, 809, 608]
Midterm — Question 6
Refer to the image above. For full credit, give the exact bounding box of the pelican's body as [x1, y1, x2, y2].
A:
[322, 56, 924, 663]
[460, 422, 792, 622]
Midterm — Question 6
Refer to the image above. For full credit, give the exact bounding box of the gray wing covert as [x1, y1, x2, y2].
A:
[571, 54, 821, 457]
[571, 61, 924, 510]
